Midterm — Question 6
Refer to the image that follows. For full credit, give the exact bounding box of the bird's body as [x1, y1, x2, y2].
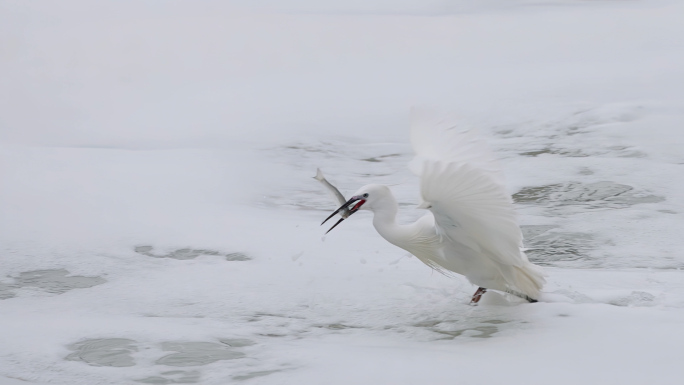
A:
[353, 183, 544, 301]
[320, 109, 545, 302]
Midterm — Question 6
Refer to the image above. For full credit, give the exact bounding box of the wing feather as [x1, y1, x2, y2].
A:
[420, 161, 525, 268]
[409, 107, 504, 184]
[410, 109, 526, 268]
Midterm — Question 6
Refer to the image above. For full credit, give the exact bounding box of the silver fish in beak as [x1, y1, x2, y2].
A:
[314, 168, 351, 219]
[314, 168, 367, 233]
[321, 195, 367, 234]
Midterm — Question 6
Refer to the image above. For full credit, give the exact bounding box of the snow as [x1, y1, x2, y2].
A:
[2, 0, 684, 384]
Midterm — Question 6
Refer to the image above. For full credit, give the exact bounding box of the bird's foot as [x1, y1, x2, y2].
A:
[469, 287, 487, 305]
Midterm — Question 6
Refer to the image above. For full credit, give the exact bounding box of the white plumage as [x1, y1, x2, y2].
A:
[321, 109, 545, 303]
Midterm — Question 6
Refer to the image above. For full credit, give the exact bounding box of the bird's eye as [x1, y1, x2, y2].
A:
[362, 193, 369, 198]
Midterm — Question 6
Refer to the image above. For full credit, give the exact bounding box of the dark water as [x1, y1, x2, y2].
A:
[134, 246, 251, 261]
[0, 269, 106, 300]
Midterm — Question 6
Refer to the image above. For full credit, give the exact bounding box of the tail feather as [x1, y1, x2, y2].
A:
[500, 261, 546, 300]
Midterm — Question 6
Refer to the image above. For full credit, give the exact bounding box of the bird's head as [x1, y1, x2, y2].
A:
[321, 184, 393, 233]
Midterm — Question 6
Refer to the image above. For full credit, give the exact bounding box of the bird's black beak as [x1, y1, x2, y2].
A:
[321, 195, 366, 234]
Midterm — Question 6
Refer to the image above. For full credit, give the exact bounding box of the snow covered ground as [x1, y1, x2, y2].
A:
[1, 0, 684, 384]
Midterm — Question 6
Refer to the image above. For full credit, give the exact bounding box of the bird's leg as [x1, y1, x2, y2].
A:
[470, 287, 487, 305]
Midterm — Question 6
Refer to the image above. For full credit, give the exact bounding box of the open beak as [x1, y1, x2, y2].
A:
[321, 195, 366, 234]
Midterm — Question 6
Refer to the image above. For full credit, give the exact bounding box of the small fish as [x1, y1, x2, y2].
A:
[314, 168, 351, 233]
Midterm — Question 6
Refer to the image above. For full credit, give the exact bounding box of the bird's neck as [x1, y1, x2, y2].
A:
[370, 199, 407, 249]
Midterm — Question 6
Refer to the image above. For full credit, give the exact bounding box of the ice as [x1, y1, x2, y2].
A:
[2, 0, 684, 384]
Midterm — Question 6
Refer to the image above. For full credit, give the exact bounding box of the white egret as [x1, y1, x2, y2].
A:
[321, 109, 545, 304]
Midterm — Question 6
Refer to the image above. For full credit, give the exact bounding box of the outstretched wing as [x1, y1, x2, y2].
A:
[410, 109, 526, 267]
[409, 107, 504, 184]
[420, 161, 525, 267]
